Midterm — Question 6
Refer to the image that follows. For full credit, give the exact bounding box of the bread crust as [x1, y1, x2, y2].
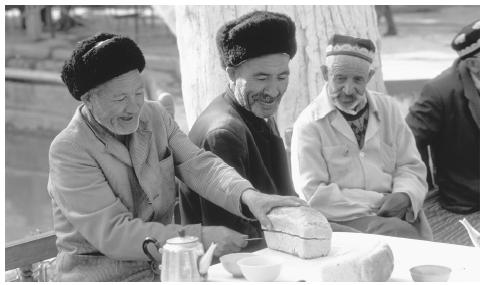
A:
[263, 206, 333, 259]
[320, 241, 394, 281]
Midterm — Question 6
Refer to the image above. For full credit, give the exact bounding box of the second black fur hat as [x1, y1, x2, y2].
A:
[216, 10, 297, 68]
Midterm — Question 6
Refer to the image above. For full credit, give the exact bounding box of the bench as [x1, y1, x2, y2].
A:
[5, 231, 57, 281]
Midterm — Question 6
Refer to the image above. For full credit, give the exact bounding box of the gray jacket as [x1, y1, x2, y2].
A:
[48, 101, 252, 281]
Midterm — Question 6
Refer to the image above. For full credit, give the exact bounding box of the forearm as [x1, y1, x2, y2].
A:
[176, 150, 253, 218]
[306, 183, 383, 221]
[392, 121, 428, 219]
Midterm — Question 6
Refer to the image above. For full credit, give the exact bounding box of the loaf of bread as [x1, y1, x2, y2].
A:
[262, 206, 332, 259]
[320, 241, 394, 281]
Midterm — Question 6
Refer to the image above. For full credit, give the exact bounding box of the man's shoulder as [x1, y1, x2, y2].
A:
[366, 91, 407, 122]
[426, 65, 461, 92]
[368, 91, 399, 109]
[140, 100, 167, 121]
[190, 94, 248, 142]
[295, 94, 331, 126]
[49, 109, 93, 156]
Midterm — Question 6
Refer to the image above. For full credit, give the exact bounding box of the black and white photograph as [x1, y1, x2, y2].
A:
[3, 3, 481, 282]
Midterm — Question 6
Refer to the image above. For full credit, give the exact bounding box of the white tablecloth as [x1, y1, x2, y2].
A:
[208, 232, 479, 282]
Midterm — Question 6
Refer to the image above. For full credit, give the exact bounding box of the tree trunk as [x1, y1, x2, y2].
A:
[155, 5, 385, 133]
[25, 5, 43, 40]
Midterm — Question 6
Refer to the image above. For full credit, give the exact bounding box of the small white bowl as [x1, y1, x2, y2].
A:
[237, 256, 282, 282]
[219, 253, 256, 277]
[410, 265, 451, 282]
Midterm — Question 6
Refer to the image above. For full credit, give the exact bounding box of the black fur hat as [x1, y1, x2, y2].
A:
[61, 33, 145, 100]
[216, 10, 297, 68]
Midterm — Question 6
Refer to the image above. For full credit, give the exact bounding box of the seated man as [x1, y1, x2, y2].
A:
[291, 34, 432, 240]
[179, 11, 298, 249]
[406, 20, 479, 215]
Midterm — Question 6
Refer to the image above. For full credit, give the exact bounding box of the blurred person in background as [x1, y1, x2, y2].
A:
[406, 20, 479, 215]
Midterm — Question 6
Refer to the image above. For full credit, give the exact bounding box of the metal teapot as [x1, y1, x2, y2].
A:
[143, 229, 217, 281]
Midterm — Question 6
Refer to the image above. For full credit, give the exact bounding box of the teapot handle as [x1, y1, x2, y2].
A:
[142, 237, 160, 264]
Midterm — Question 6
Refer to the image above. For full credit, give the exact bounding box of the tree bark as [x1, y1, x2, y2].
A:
[155, 5, 385, 132]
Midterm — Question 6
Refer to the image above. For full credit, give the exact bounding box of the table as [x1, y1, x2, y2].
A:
[208, 232, 479, 282]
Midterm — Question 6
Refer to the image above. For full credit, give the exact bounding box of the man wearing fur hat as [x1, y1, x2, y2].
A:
[48, 33, 306, 281]
[406, 20, 479, 215]
[179, 11, 298, 249]
[291, 34, 432, 240]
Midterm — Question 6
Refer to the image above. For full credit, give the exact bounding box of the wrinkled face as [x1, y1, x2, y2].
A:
[85, 70, 145, 135]
[323, 55, 373, 111]
[229, 54, 290, 119]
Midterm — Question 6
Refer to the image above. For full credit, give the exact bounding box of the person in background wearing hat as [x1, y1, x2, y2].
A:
[48, 32, 306, 281]
[406, 20, 479, 216]
[291, 34, 432, 240]
[178, 11, 298, 250]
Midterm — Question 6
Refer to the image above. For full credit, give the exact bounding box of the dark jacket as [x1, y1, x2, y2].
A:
[179, 89, 296, 248]
[406, 60, 479, 214]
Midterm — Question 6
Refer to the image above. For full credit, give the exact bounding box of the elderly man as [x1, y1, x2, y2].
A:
[406, 20, 479, 215]
[179, 11, 298, 249]
[48, 33, 305, 281]
[291, 34, 432, 240]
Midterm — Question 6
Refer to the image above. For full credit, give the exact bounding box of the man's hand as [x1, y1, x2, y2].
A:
[201, 226, 248, 257]
[241, 190, 307, 229]
[377, 192, 411, 219]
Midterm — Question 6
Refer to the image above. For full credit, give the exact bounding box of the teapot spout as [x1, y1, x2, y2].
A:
[459, 218, 480, 247]
[199, 242, 217, 276]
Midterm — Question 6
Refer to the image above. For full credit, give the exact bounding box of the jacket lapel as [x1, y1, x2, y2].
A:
[129, 120, 153, 173]
[459, 61, 480, 128]
[128, 118, 161, 207]
[331, 114, 358, 145]
[364, 93, 380, 143]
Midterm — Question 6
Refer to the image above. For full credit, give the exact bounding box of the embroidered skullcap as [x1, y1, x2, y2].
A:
[451, 20, 480, 59]
[61, 33, 145, 100]
[326, 34, 375, 63]
[216, 10, 297, 68]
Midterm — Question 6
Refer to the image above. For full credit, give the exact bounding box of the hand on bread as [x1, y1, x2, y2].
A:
[377, 192, 411, 219]
[201, 226, 248, 257]
[241, 190, 308, 229]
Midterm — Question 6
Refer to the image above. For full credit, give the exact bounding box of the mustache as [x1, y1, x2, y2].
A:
[250, 92, 282, 103]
